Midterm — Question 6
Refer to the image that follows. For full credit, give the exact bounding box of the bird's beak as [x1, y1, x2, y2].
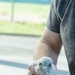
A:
[43, 66, 47, 70]
[39, 65, 47, 71]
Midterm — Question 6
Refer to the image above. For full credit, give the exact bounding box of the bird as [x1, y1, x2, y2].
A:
[34, 56, 57, 75]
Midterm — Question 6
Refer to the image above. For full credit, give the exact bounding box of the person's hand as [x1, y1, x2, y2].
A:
[28, 61, 38, 75]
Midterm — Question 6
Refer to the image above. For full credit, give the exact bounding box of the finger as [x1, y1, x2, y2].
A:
[28, 61, 36, 75]
[27, 71, 34, 75]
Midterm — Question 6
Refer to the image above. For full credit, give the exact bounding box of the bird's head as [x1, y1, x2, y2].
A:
[38, 57, 53, 70]
[34, 57, 57, 75]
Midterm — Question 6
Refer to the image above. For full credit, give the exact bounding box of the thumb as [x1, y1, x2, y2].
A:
[28, 61, 37, 75]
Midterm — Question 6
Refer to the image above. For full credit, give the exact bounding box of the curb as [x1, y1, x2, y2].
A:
[0, 33, 41, 37]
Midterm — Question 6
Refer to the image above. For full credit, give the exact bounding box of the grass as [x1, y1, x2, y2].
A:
[0, 2, 50, 35]
[0, 2, 50, 18]
[0, 21, 46, 35]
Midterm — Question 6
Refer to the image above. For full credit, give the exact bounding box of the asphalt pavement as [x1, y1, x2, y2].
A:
[0, 35, 70, 75]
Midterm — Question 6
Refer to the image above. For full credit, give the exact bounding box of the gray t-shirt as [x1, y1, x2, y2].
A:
[47, 0, 75, 75]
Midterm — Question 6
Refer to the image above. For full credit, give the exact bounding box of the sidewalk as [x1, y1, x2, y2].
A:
[0, 35, 70, 75]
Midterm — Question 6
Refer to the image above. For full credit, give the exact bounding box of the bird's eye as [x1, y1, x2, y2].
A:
[39, 62, 42, 66]
[49, 64, 51, 67]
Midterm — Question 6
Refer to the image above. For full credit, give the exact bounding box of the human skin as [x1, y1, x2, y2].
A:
[27, 27, 62, 75]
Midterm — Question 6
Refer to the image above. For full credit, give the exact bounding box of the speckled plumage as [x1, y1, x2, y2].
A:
[34, 57, 57, 75]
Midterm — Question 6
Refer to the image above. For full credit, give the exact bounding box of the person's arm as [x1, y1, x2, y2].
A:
[33, 27, 62, 65]
[27, 27, 62, 75]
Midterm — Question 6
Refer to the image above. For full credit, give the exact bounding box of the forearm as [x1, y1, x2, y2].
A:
[27, 28, 62, 75]
[33, 42, 59, 65]
[28, 42, 58, 75]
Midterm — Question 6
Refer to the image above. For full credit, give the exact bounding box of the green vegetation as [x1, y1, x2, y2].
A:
[0, 2, 50, 18]
[0, 2, 50, 35]
[0, 21, 46, 35]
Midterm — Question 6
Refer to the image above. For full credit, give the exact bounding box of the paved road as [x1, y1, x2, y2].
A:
[0, 35, 70, 75]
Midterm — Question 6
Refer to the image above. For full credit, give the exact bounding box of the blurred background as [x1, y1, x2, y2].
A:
[0, 0, 70, 75]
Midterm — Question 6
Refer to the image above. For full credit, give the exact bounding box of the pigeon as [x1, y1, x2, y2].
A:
[34, 56, 57, 75]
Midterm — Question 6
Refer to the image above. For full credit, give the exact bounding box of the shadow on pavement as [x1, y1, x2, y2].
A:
[0, 60, 70, 75]
[0, 60, 28, 69]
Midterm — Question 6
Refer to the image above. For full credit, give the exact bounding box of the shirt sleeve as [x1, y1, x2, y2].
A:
[47, 0, 61, 33]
